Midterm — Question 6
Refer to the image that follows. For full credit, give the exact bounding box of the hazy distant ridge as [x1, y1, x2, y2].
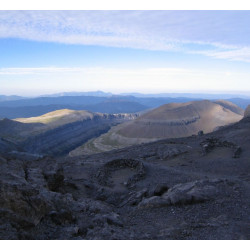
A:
[0, 92, 250, 119]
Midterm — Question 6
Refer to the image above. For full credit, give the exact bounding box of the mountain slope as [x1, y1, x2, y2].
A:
[118, 100, 243, 139]
[0, 118, 45, 142]
[0, 109, 96, 142]
[0, 109, 138, 156]
[71, 100, 243, 156]
[244, 105, 250, 117]
[15, 109, 95, 128]
[214, 99, 244, 115]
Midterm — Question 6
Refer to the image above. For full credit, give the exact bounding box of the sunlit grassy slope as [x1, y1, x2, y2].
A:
[15, 109, 95, 128]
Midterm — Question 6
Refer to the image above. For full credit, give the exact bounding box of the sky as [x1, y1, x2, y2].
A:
[1, 10, 250, 96]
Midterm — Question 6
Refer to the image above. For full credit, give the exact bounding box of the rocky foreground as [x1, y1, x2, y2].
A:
[0, 116, 250, 239]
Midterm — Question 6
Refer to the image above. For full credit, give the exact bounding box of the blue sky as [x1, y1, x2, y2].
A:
[1, 10, 250, 96]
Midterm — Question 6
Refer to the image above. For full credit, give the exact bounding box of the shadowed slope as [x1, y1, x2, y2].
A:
[0, 109, 138, 156]
[0, 109, 97, 142]
[244, 105, 250, 118]
[0, 118, 45, 142]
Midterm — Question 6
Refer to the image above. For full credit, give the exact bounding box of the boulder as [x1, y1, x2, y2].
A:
[162, 179, 218, 205]
[138, 179, 222, 208]
[198, 130, 204, 136]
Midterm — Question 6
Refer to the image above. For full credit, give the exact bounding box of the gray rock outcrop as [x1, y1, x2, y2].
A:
[139, 179, 223, 208]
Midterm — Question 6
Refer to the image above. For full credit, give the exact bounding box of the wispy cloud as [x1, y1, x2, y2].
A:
[1, 11, 250, 62]
[0, 67, 88, 75]
[0, 67, 193, 76]
[190, 47, 250, 63]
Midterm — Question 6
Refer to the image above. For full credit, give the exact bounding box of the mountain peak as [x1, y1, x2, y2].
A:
[117, 100, 243, 139]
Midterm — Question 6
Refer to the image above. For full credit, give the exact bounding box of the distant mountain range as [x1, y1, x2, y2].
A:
[39, 91, 113, 98]
[0, 92, 250, 119]
[120, 92, 250, 99]
[0, 95, 26, 102]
